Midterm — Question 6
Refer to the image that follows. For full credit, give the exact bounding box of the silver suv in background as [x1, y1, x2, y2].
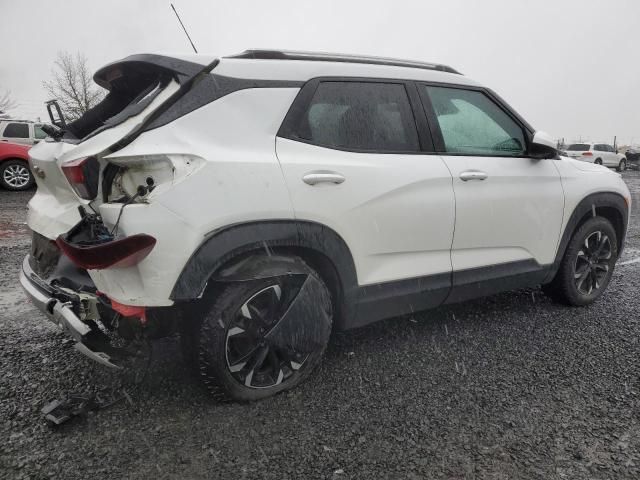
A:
[565, 142, 627, 171]
[0, 120, 49, 146]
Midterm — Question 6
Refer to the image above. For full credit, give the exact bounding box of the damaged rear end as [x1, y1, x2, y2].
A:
[21, 54, 219, 367]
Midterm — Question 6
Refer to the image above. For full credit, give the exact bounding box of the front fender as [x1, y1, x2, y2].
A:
[545, 191, 628, 282]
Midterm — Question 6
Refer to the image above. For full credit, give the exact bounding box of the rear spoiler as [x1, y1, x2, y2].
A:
[93, 54, 214, 91]
[104, 56, 219, 154]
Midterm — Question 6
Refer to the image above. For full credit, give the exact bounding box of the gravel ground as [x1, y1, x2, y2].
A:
[1, 171, 640, 480]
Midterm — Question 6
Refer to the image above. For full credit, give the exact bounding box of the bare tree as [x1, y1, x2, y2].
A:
[0, 89, 17, 115]
[43, 51, 105, 121]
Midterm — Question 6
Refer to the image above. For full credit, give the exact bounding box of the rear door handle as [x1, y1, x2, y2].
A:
[459, 170, 488, 181]
[302, 171, 346, 185]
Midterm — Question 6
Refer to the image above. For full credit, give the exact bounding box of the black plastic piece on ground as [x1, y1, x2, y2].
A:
[42, 395, 97, 425]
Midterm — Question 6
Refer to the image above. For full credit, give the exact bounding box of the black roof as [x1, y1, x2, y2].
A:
[226, 49, 461, 75]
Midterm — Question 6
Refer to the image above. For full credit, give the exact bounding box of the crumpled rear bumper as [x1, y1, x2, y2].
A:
[19, 255, 122, 369]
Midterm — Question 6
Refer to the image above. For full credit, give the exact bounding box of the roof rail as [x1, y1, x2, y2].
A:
[0, 119, 34, 123]
[226, 49, 462, 75]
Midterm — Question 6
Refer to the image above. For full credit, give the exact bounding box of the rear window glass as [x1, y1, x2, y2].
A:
[567, 144, 590, 151]
[295, 81, 419, 152]
[3, 123, 29, 138]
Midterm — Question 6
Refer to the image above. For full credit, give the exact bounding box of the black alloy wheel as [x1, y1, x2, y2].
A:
[543, 216, 618, 306]
[573, 230, 612, 295]
[196, 259, 332, 401]
[225, 284, 309, 388]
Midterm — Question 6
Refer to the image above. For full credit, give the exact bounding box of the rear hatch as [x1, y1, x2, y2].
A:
[565, 143, 592, 160]
[28, 54, 217, 238]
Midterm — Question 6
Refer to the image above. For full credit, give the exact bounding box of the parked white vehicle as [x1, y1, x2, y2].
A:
[565, 142, 628, 171]
[0, 120, 49, 146]
[20, 50, 631, 401]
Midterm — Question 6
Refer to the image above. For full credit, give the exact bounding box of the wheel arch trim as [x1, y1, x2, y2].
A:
[170, 220, 359, 317]
[545, 191, 628, 282]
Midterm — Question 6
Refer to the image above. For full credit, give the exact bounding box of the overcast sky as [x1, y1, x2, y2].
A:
[1, 0, 639, 144]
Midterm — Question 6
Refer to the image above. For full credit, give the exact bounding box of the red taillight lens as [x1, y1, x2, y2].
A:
[61, 157, 99, 200]
[582, 152, 593, 156]
[56, 234, 156, 270]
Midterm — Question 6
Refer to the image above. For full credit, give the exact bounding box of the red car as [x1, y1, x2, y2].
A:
[0, 141, 34, 191]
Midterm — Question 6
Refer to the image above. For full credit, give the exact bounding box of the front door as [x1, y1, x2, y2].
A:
[418, 84, 564, 300]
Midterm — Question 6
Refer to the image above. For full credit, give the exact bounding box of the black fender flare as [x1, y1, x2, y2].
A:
[170, 220, 359, 320]
[545, 191, 628, 282]
[213, 253, 310, 281]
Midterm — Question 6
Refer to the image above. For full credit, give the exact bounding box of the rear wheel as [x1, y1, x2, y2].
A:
[543, 217, 618, 306]
[195, 260, 332, 401]
[617, 159, 626, 172]
[0, 160, 34, 191]
[594, 158, 603, 165]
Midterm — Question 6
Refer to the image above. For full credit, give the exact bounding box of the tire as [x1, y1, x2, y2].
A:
[617, 159, 626, 172]
[594, 158, 603, 165]
[0, 160, 34, 191]
[543, 216, 618, 306]
[194, 260, 333, 401]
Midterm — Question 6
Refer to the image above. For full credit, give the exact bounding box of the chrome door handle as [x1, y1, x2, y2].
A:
[459, 170, 488, 181]
[302, 171, 346, 185]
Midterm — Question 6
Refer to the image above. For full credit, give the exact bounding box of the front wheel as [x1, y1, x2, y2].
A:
[195, 260, 333, 401]
[0, 160, 34, 191]
[543, 217, 618, 306]
[617, 159, 626, 172]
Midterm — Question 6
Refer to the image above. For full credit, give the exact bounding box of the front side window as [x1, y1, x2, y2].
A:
[295, 81, 419, 152]
[2, 123, 29, 138]
[424, 86, 525, 156]
[34, 125, 47, 139]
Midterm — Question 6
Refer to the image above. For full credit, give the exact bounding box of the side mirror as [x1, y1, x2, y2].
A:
[529, 131, 558, 159]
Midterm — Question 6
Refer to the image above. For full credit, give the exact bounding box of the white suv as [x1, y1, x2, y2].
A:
[0, 120, 49, 145]
[565, 142, 627, 171]
[20, 50, 631, 401]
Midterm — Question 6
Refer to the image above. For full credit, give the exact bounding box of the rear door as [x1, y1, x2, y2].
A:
[418, 84, 564, 301]
[276, 79, 455, 302]
[1, 122, 31, 145]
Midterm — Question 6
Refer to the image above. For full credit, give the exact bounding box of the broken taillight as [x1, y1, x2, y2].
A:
[61, 157, 100, 200]
[56, 234, 156, 270]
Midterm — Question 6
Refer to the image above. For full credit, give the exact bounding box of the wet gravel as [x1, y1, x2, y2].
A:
[1, 172, 640, 480]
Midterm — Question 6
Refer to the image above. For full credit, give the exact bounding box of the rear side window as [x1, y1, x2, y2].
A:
[567, 144, 590, 151]
[594, 144, 606, 151]
[2, 123, 29, 138]
[294, 81, 419, 152]
[423, 86, 525, 156]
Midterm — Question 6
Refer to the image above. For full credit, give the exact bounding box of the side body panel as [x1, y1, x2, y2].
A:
[89, 88, 300, 306]
[276, 137, 455, 286]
